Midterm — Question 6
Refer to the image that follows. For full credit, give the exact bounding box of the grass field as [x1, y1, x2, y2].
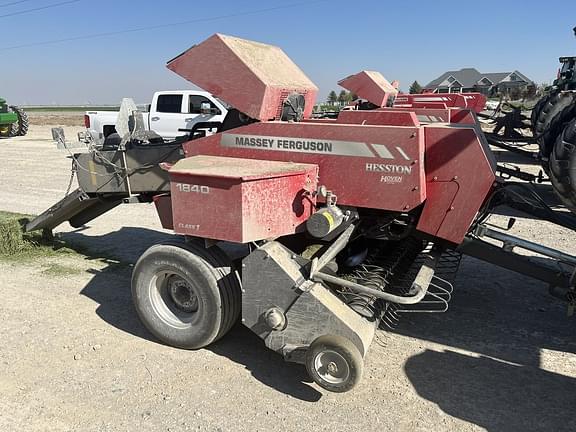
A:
[23, 106, 120, 112]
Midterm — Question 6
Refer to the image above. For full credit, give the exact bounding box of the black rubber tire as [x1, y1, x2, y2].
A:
[305, 335, 363, 393]
[530, 94, 550, 133]
[10, 106, 29, 136]
[534, 92, 576, 159]
[3, 106, 19, 137]
[131, 240, 241, 349]
[549, 117, 576, 211]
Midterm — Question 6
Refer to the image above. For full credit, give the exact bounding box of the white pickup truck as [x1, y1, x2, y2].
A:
[83, 90, 228, 141]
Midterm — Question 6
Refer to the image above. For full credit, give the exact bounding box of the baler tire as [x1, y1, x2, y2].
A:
[549, 117, 576, 211]
[131, 240, 241, 350]
[12, 106, 29, 136]
[305, 335, 363, 393]
[534, 92, 576, 160]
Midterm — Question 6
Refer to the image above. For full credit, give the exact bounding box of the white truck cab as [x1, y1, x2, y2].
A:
[83, 90, 228, 142]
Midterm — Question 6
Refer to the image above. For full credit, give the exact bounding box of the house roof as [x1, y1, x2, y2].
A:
[425, 68, 533, 89]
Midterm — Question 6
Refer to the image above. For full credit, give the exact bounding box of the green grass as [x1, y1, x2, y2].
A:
[0, 211, 88, 263]
[0, 211, 50, 256]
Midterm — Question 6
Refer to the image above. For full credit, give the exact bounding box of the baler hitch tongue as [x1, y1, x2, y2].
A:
[461, 223, 576, 314]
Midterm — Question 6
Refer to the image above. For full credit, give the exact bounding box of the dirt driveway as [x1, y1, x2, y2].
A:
[0, 121, 575, 431]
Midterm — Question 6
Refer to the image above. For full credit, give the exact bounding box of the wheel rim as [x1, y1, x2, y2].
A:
[313, 350, 350, 385]
[148, 270, 200, 329]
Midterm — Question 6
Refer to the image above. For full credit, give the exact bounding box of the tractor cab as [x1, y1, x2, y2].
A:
[0, 97, 28, 137]
[555, 56, 576, 90]
[0, 97, 18, 136]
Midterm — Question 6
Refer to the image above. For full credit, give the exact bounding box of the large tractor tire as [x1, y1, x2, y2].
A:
[530, 93, 550, 132]
[534, 92, 576, 161]
[131, 240, 241, 349]
[11, 106, 29, 136]
[549, 117, 576, 211]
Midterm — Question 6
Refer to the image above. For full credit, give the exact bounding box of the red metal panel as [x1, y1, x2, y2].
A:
[411, 102, 448, 110]
[182, 122, 427, 213]
[338, 71, 398, 107]
[168, 156, 318, 243]
[416, 125, 496, 244]
[336, 110, 420, 127]
[394, 93, 487, 113]
[153, 194, 173, 230]
[377, 107, 452, 124]
[166, 34, 318, 121]
[449, 108, 477, 124]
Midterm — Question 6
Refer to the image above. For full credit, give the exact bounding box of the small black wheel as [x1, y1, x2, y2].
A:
[131, 240, 241, 349]
[305, 335, 363, 393]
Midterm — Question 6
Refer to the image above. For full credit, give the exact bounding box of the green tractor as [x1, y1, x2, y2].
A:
[530, 28, 576, 210]
[0, 97, 29, 138]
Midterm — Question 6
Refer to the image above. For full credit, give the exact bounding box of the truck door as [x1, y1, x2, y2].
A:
[149, 93, 188, 140]
[184, 94, 223, 134]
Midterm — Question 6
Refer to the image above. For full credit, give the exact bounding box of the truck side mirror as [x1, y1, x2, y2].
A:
[200, 102, 212, 114]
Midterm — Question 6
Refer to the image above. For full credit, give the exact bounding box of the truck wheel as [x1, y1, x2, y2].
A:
[549, 117, 576, 211]
[11, 106, 29, 136]
[305, 335, 363, 393]
[131, 240, 241, 349]
[534, 92, 576, 160]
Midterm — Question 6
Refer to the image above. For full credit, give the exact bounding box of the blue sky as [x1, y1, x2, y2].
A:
[2, 0, 575, 105]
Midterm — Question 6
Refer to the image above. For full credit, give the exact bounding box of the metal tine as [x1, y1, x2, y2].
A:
[431, 275, 454, 293]
[396, 290, 450, 313]
[428, 282, 452, 301]
[381, 316, 398, 329]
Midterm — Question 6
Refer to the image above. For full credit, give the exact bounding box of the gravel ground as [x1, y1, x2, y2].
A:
[0, 118, 575, 432]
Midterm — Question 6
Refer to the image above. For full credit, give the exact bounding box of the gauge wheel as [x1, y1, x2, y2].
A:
[305, 335, 363, 393]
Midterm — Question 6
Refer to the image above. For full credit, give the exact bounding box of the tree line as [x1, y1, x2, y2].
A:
[326, 90, 358, 105]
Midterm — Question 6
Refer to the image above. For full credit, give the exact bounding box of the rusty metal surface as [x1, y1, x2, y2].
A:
[167, 34, 318, 121]
[168, 156, 318, 243]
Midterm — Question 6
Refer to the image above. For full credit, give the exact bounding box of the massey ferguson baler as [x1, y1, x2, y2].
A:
[28, 34, 576, 392]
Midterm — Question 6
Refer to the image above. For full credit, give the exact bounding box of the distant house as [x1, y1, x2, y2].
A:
[424, 68, 534, 96]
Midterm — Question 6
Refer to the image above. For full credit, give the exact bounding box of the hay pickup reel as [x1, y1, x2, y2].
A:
[27, 34, 576, 392]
